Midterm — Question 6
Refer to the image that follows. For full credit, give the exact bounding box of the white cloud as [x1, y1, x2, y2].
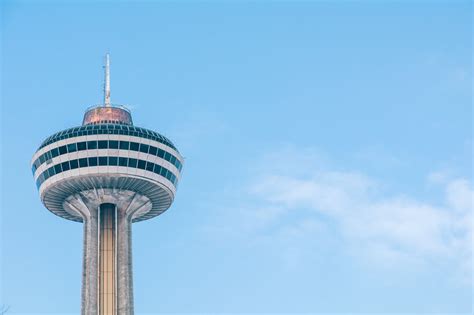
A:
[207, 149, 473, 283]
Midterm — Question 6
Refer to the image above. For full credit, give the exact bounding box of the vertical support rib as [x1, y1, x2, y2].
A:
[117, 209, 134, 314]
[99, 203, 117, 314]
[82, 209, 99, 315]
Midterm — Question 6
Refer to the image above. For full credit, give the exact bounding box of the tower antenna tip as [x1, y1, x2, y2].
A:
[103, 54, 111, 106]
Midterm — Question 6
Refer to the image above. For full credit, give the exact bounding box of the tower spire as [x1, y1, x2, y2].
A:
[104, 53, 111, 106]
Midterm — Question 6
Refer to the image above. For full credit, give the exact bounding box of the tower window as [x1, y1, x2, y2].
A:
[79, 158, 88, 168]
[58, 145, 67, 155]
[77, 142, 87, 151]
[109, 157, 118, 166]
[61, 161, 70, 171]
[98, 140, 108, 149]
[67, 143, 77, 153]
[119, 157, 128, 167]
[87, 141, 98, 150]
[119, 141, 129, 150]
[128, 158, 138, 168]
[99, 157, 108, 166]
[137, 160, 146, 170]
[70, 160, 79, 169]
[109, 140, 119, 149]
[139, 143, 149, 153]
[88, 157, 98, 166]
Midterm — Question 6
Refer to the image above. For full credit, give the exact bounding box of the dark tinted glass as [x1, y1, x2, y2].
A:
[87, 141, 98, 150]
[77, 142, 87, 151]
[157, 149, 165, 158]
[109, 157, 118, 165]
[164, 151, 171, 161]
[146, 162, 154, 171]
[99, 157, 108, 165]
[149, 146, 157, 155]
[59, 145, 67, 155]
[98, 140, 108, 149]
[88, 157, 98, 166]
[130, 142, 139, 151]
[70, 159, 79, 169]
[61, 161, 70, 171]
[109, 140, 119, 149]
[128, 158, 138, 168]
[119, 141, 129, 150]
[51, 148, 59, 157]
[154, 164, 162, 174]
[39, 124, 178, 152]
[79, 158, 88, 167]
[54, 164, 62, 174]
[160, 167, 167, 177]
[67, 143, 77, 153]
[139, 143, 149, 153]
[119, 157, 128, 166]
[137, 160, 146, 169]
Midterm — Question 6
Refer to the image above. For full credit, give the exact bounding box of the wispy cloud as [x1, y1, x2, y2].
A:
[204, 148, 472, 283]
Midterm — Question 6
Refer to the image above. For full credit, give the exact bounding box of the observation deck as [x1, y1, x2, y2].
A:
[83, 104, 133, 125]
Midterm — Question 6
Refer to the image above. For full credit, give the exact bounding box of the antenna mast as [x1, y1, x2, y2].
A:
[104, 53, 111, 106]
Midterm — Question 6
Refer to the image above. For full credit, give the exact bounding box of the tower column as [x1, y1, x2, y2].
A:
[70, 197, 135, 315]
[81, 207, 99, 314]
[117, 208, 134, 314]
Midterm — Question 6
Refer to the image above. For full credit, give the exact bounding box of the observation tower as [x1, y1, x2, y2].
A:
[31, 54, 183, 315]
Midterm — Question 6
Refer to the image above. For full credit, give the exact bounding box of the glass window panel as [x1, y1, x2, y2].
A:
[170, 155, 176, 165]
[153, 164, 162, 174]
[79, 158, 88, 167]
[109, 140, 119, 149]
[130, 142, 139, 151]
[70, 159, 79, 169]
[77, 142, 87, 151]
[157, 149, 165, 158]
[164, 151, 171, 161]
[51, 148, 59, 158]
[128, 158, 137, 168]
[39, 154, 45, 164]
[99, 157, 108, 165]
[61, 161, 70, 171]
[59, 145, 67, 155]
[119, 141, 129, 150]
[54, 164, 62, 174]
[119, 157, 128, 167]
[159, 167, 166, 176]
[67, 143, 77, 153]
[87, 141, 98, 150]
[109, 157, 118, 166]
[88, 157, 98, 166]
[98, 140, 108, 149]
[149, 146, 157, 156]
[139, 143, 149, 153]
[146, 162, 154, 172]
[137, 160, 146, 170]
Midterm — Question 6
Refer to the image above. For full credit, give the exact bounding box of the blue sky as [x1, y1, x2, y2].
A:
[1, 1, 472, 314]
